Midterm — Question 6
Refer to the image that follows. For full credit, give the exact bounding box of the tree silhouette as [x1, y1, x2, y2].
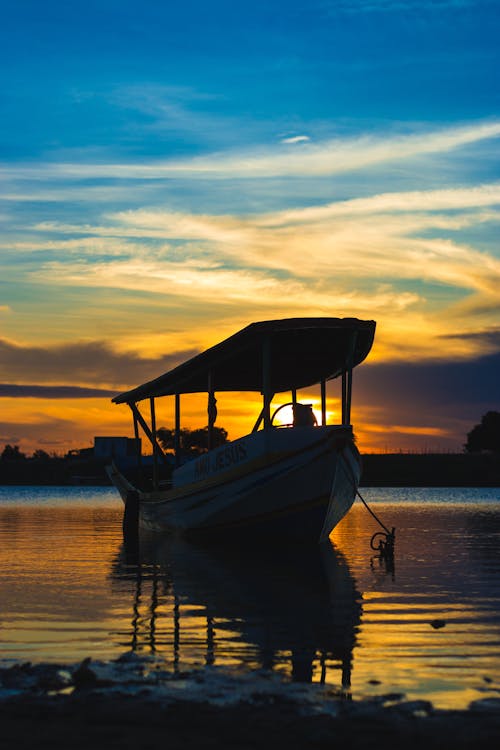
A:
[32, 449, 51, 461]
[1, 444, 27, 461]
[464, 411, 500, 453]
[157, 426, 228, 454]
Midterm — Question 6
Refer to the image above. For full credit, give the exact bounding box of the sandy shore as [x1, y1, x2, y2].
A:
[1, 656, 500, 749]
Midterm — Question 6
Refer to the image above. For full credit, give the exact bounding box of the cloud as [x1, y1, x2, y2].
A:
[0, 185, 159, 204]
[106, 83, 245, 148]
[12, 177, 497, 365]
[441, 328, 500, 351]
[0, 339, 199, 390]
[0, 415, 97, 452]
[0, 384, 118, 399]
[0, 434, 21, 444]
[260, 184, 500, 225]
[355, 350, 500, 414]
[280, 135, 311, 144]
[351, 347, 500, 450]
[2, 121, 499, 182]
[19, 186, 498, 318]
[2, 119, 500, 384]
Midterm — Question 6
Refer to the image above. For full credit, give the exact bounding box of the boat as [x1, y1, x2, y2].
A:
[107, 316, 376, 544]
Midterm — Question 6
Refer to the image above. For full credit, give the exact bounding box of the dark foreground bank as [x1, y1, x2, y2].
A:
[1, 657, 499, 750]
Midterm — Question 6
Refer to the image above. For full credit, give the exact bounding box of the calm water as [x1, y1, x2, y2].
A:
[1, 486, 499, 709]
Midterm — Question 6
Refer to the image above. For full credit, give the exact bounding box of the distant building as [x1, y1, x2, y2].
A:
[94, 436, 142, 467]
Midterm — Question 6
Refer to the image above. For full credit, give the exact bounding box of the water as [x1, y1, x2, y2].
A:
[1, 485, 499, 709]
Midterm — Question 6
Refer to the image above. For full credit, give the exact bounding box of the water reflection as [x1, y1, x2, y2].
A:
[2, 489, 499, 709]
[111, 535, 363, 689]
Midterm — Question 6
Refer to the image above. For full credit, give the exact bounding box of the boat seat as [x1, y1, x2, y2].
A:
[293, 403, 317, 427]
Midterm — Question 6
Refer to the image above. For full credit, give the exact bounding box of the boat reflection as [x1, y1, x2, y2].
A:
[112, 535, 363, 690]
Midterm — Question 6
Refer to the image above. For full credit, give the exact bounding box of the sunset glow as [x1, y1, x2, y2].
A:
[1, 1, 499, 456]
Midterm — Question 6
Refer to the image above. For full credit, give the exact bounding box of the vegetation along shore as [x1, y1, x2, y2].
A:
[0, 449, 499, 487]
[1, 411, 498, 487]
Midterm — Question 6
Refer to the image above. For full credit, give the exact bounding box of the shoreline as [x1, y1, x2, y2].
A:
[1, 452, 499, 487]
[2, 657, 500, 749]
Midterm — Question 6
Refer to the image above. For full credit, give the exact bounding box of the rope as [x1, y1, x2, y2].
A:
[356, 488, 396, 556]
[356, 487, 391, 535]
[339, 453, 396, 557]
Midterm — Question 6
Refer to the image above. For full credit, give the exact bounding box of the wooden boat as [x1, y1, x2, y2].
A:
[107, 317, 376, 544]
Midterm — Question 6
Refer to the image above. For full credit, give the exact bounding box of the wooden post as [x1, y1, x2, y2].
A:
[346, 369, 352, 425]
[128, 403, 168, 463]
[345, 330, 357, 427]
[133, 409, 142, 469]
[207, 370, 217, 452]
[262, 336, 272, 430]
[341, 372, 347, 425]
[321, 379, 326, 426]
[252, 406, 265, 433]
[174, 393, 181, 467]
[150, 397, 158, 490]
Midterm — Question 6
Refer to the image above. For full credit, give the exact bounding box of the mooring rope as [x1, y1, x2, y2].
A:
[356, 487, 395, 556]
[339, 453, 396, 557]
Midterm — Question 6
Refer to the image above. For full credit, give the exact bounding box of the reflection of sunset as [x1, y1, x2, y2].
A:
[1, 491, 499, 708]
[331, 499, 500, 709]
[0, 505, 123, 662]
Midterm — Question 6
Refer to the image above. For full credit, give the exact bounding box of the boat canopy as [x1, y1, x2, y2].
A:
[112, 317, 376, 405]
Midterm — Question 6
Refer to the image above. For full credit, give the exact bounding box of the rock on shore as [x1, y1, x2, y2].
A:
[1, 655, 500, 749]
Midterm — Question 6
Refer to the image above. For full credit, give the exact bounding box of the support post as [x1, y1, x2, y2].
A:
[133, 410, 142, 469]
[252, 407, 265, 433]
[341, 372, 347, 425]
[321, 379, 326, 426]
[345, 369, 352, 425]
[345, 330, 358, 427]
[262, 336, 272, 430]
[150, 397, 158, 490]
[174, 393, 181, 467]
[207, 370, 217, 452]
[128, 403, 169, 464]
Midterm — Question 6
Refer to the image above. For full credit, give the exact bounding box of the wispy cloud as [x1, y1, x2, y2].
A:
[2, 120, 500, 372]
[29, 184, 500, 297]
[19, 184, 498, 363]
[107, 83, 239, 146]
[280, 135, 311, 144]
[2, 121, 499, 182]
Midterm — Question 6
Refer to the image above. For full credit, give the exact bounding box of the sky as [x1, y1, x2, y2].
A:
[1, 0, 499, 455]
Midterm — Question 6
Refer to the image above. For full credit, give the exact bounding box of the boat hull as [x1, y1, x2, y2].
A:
[108, 426, 361, 545]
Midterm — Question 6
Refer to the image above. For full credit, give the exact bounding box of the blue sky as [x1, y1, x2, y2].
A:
[1, 0, 499, 453]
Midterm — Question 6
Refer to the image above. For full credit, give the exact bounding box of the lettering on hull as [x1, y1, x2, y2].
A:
[194, 442, 248, 479]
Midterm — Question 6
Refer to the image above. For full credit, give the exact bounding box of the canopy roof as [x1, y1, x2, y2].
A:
[112, 317, 376, 404]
